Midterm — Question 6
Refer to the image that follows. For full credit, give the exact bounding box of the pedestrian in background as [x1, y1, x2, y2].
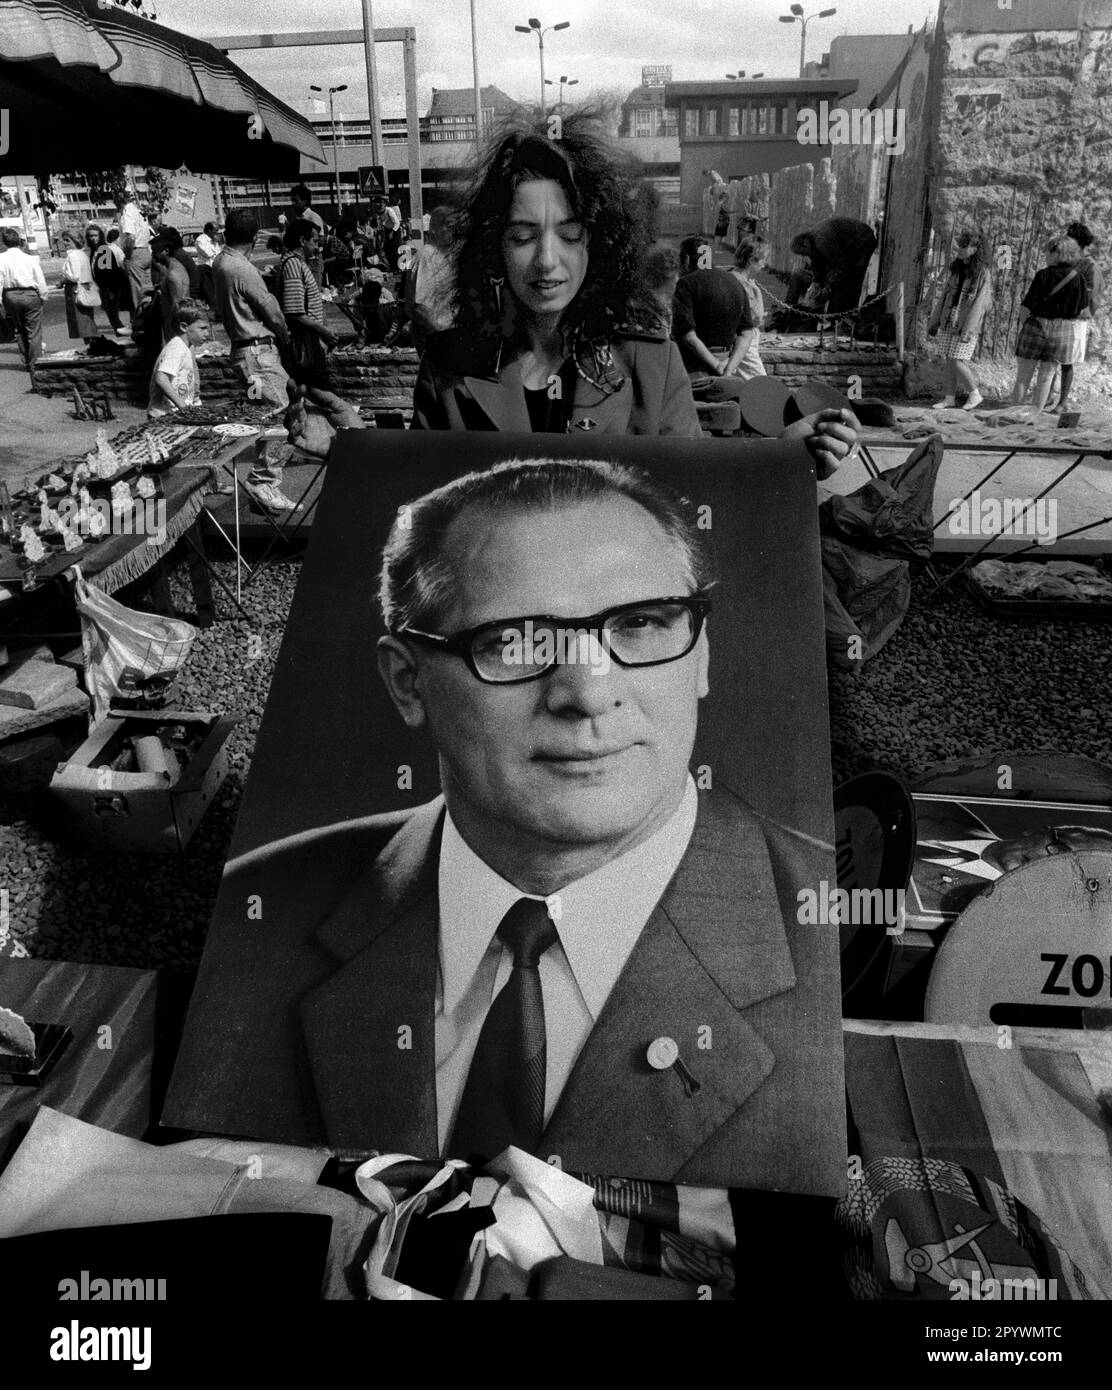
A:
[280, 218, 337, 392]
[289, 184, 326, 288]
[642, 243, 681, 335]
[91, 227, 129, 333]
[1054, 220, 1102, 413]
[194, 221, 221, 305]
[61, 225, 102, 345]
[0, 225, 48, 369]
[790, 218, 877, 316]
[724, 234, 771, 382]
[210, 209, 295, 514]
[404, 204, 455, 353]
[115, 189, 153, 313]
[927, 227, 992, 411]
[672, 234, 751, 398]
[151, 235, 191, 343]
[1006, 235, 1089, 417]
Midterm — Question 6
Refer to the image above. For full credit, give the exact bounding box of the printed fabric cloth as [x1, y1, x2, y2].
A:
[838, 1030, 1110, 1301]
[352, 1147, 738, 1300]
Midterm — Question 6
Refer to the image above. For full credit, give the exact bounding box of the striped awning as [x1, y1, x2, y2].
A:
[0, 0, 325, 174]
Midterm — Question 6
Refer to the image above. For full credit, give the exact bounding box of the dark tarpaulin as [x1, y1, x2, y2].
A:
[0, 0, 325, 176]
[821, 434, 945, 669]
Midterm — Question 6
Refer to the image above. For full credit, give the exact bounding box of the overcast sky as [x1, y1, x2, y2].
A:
[161, 0, 938, 118]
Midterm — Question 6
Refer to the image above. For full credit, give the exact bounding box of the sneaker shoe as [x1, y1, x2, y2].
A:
[931, 396, 957, 410]
[245, 481, 297, 513]
[961, 389, 984, 411]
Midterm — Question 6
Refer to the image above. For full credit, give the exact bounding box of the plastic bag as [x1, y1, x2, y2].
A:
[74, 571, 198, 723]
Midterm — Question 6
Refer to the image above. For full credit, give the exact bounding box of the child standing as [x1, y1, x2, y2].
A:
[148, 299, 210, 417]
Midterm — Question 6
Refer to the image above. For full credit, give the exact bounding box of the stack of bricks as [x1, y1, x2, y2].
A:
[31, 353, 242, 409]
[31, 347, 423, 422]
[762, 344, 903, 395]
[328, 347, 421, 419]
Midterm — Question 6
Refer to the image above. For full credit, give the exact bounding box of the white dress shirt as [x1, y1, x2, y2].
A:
[119, 202, 151, 249]
[435, 776, 698, 1152]
[194, 233, 219, 266]
[0, 246, 48, 295]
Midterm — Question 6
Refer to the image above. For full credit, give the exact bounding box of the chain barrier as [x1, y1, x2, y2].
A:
[763, 282, 897, 324]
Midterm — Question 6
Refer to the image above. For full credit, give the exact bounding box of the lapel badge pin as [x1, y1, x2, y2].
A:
[574, 417, 598, 431]
[646, 1037, 701, 1096]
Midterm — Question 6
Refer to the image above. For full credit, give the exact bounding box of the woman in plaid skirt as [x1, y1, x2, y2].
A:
[927, 228, 992, 411]
[1007, 236, 1089, 416]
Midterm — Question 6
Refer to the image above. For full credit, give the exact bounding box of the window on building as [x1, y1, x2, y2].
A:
[662, 107, 678, 135]
[757, 106, 768, 135]
[704, 106, 720, 136]
[685, 107, 699, 138]
[635, 107, 653, 137]
[729, 106, 740, 138]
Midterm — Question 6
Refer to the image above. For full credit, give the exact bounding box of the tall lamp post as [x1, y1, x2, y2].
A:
[779, 5, 836, 78]
[310, 83, 349, 213]
[514, 17, 570, 112]
[470, 0, 484, 156]
[544, 74, 578, 115]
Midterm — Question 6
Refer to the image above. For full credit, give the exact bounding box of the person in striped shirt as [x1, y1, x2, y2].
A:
[279, 219, 337, 392]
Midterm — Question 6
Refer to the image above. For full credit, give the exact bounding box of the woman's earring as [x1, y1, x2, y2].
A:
[489, 276, 504, 315]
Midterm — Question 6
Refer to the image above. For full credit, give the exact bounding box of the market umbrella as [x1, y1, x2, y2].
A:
[0, 0, 325, 176]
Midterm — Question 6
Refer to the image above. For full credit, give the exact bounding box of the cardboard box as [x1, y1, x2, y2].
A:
[49, 712, 239, 853]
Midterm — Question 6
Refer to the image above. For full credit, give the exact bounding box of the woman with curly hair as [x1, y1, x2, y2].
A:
[926, 227, 992, 411]
[286, 112, 857, 474]
[406, 112, 855, 470]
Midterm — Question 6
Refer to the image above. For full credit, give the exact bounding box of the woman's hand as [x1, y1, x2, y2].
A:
[781, 407, 860, 480]
[284, 384, 364, 459]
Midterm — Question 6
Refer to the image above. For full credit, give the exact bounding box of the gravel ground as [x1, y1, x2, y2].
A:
[0, 558, 296, 968]
[2, 555, 1111, 970]
[829, 567, 1112, 786]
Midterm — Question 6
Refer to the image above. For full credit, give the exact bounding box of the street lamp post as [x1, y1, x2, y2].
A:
[310, 83, 349, 213]
[470, 0, 484, 156]
[544, 74, 578, 115]
[515, 17, 570, 113]
[779, 5, 836, 78]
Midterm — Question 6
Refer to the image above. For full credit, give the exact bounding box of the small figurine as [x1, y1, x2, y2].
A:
[77, 489, 109, 541]
[20, 524, 46, 563]
[110, 479, 133, 519]
[93, 428, 122, 481]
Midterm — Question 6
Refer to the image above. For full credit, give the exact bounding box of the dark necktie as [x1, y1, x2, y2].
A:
[447, 898, 559, 1165]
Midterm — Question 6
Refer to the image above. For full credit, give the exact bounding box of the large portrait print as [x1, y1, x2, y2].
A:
[164, 431, 848, 1194]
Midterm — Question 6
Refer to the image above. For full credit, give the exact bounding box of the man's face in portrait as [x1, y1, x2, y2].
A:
[379, 497, 710, 870]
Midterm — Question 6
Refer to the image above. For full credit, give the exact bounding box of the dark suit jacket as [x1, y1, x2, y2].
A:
[165, 787, 846, 1193]
[409, 328, 702, 437]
